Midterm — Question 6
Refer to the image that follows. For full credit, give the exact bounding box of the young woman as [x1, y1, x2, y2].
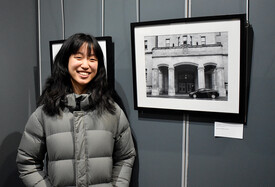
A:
[16, 33, 136, 187]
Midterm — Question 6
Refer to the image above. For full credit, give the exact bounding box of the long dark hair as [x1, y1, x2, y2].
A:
[38, 33, 115, 116]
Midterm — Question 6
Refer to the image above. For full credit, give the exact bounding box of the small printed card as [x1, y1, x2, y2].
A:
[214, 122, 243, 139]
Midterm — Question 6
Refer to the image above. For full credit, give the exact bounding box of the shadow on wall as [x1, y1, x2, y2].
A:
[130, 132, 139, 187]
[34, 66, 41, 103]
[0, 132, 24, 187]
[113, 90, 139, 187]
[245, 23, 254, 123]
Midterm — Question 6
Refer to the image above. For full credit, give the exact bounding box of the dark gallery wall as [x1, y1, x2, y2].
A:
[1, 0, 274, 187]
[188, 0, 275, 186]
[0, 0, 38, 186]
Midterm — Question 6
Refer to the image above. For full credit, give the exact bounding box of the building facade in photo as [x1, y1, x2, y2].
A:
[145, 32, 228, 98]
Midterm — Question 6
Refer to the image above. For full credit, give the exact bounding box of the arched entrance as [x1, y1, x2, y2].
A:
[204, 64, 217, 89]
[158, 66, 168, 95]
[175, 65, 197, 94]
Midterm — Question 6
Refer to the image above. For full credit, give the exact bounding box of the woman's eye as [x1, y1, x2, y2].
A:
[90, 58, 97, 62]
[75, 56, 82, 59]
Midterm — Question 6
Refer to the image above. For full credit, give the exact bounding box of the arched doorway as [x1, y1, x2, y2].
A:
[204, 64, 217, 89]
[175, 65, 197, 94]
[158, 66, 168, 95]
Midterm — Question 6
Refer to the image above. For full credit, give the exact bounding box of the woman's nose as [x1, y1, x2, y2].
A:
[81, 59, 89, 69]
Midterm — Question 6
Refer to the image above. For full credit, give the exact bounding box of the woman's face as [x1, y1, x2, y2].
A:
[68, 43, 98, 94]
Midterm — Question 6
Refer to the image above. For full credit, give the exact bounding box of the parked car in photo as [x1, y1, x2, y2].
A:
[189, 88, 219, 99]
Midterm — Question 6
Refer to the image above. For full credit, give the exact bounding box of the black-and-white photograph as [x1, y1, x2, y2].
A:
[144, 32, 228, 101]
[131, 14, 247, 119]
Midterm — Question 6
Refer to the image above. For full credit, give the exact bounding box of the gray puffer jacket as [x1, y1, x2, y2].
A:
[16, 93, 136, 187]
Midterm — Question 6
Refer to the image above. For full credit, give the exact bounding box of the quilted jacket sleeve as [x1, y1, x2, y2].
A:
[112, 108, 136, 187]
[16, 110, 52, 187]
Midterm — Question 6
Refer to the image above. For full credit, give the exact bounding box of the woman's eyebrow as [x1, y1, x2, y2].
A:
[75, 52, 84, 55]
[74, 51, 96, 58]
[88, 53, 97, 57]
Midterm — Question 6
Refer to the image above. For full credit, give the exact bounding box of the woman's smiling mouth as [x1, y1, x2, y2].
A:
[78, 71, 91, 77]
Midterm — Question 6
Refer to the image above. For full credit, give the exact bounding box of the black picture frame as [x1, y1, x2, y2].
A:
[131, 14, 247, 123]
[49, 36, 114, 90]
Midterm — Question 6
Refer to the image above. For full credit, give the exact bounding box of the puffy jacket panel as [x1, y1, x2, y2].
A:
[88, 157, 113, 184]
[48, 159, 75, 186]
[86, 130, 114, 158]
[46, 132, 74, 161]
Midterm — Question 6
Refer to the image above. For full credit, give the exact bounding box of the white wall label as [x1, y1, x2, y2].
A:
[214, 122, 243, 139]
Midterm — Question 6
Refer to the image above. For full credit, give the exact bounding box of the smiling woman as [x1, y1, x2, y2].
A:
[68, 43, 99, 94]
[16, 33, 136, 187]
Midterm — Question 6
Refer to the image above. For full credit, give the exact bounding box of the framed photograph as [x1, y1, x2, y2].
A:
[49, 36, 114, 89]
[131, 14, 247, 123]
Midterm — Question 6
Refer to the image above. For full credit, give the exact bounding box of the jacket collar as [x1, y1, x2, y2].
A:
[64, 93, 91, 111]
